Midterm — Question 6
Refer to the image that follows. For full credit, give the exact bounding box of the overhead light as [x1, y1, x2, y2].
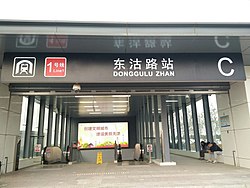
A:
[75, 95, 131, 98]
[84, 105, 99, 108]
[86, 109, 93, 112]
[113, 112, 126, 114]
[111, 95, 131, 98]
[166, 100, 178, 103]
[64, 102, 78, 104]
[113, 105, 127, 108]
[86, 109, 101, 112]
[0, 96, 10, 98]
[168, 95, 186, 97]
[79, 101, 96, 104]
[112, 101, 129, 103]
[69, 105, 100, 108]
[113, 108, 127, 111]
[75, 95, 93, 98]
[89, 112, 102, 115]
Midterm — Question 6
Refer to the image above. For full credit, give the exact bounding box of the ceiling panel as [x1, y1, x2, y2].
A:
[57, 95, 131, 117]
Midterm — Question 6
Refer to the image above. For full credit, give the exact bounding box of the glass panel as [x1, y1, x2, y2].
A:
[43, 107, 49, 147]
[173, 111, 177, 148]
[62, 117, 67, 150]
[196, 99, 206, 142]
[32, 100, 40, 133]
[167, 114, 172, 148]
[57, 114, 62, 146]
[51, 111, 56, 146]
[209, 94, 221, 145]
[31, 99, 40, 157]
[19, 96, 28, 159]
[179, 109, 185, 150]
[187, 104, 195, 151]
[30, 136, 38, 158]
[159, 121, 162, 152]
[152, 98, 156, 139]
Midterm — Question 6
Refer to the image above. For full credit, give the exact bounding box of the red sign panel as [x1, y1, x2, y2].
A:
[44, 57, 67, 77]
[34, 144, 41, 152]
[46, 35, 68, 48]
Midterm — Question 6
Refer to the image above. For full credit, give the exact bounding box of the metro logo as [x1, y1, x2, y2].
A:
[12, 57, 36, 77]
[44, 57, 67, 77]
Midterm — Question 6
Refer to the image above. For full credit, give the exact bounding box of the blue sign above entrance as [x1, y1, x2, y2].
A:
[1, 53, 246, 83]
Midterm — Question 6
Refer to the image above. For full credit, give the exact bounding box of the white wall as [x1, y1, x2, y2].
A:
[0, 79, 22, 174]
[217, 66, 250, 168]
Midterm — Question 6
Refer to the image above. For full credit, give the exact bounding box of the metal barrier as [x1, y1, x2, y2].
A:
[0, 161, 2, 175]
[233, 150, 236, 166]
[5, 157, 8, 174]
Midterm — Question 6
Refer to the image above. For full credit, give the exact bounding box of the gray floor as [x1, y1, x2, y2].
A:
[1, 155, 250, 188]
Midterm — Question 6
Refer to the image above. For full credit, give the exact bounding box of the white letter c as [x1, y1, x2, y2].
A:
[218, 57, 235, 77]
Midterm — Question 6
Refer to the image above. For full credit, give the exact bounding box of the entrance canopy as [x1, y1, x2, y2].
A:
[0, 21, 250, 83]
[0, 21, 249, 117]
[0, 22, 248, 92]
[0, 22, 250, 54]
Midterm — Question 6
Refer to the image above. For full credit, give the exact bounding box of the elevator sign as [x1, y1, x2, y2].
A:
[44, 57, 67, 77]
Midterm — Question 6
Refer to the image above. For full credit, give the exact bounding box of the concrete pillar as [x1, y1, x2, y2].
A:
[148, 96, 154, 144]
[54, 112, 60, 146]
[153, 95, 161, 159]
[182, 97, 191, 151]
[140, 104, 144, 145]
[202, 94, 213, 143]
[46, 104, 53, 146]
[136, 110, 140, 143]
[190, 95, 201, 152]
[175, 105, 182, 150]
[60, 113, 66, 150]
[137, 99, 142, 143]
[144, 97, 149, 147]
[65, 116, 71, 147]
[169, 108, 176, 149]
[160, 95, 171, 162]
[37, 98, 45, 148]
[136, 102, 140, 143]
[23, 96, 35, 158]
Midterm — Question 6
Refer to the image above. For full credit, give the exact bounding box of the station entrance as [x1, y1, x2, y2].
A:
[3, 52, 241, 164]
[1, 22, 249, 171]
[9, 82, 228, 165]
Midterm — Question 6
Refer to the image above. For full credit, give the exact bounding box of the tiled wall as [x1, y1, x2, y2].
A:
[0, 79, 22, 173]
[217, 66, 250, 168]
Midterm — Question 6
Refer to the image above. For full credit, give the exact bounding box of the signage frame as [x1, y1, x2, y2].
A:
[1, 53, 246, 84]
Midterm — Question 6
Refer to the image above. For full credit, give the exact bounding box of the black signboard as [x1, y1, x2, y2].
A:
[1, 53, 246, 83]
